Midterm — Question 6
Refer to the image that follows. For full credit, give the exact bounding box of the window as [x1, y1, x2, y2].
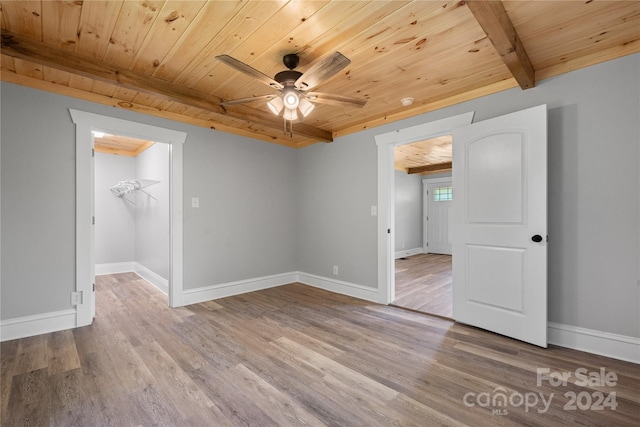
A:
[433, 186, 452, 201]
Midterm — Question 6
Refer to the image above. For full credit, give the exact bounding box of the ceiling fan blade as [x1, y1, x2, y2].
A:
[295, 52, 351, 91]
[220, 94, 277, 106]
[305, 92, 367, 108]
[216, 55, 283, 90]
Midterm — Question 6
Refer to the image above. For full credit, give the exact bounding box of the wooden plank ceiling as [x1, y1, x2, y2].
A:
[395, 136, 452, 175]
[1, 1, 639, 163]
[93, 133, 154, 157]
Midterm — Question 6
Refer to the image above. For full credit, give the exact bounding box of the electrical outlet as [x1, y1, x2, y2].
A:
[192, 197, 200, 208]
[333, 265, 339, 275]
[70, 291, 82, 306]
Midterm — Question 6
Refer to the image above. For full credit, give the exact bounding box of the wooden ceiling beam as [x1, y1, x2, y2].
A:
[0, 30, 332, 142]
[466, 0, 535, 90]
[407, 162, 452, 175]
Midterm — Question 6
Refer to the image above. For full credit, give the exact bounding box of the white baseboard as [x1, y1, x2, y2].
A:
[0, 309, 77, 342]
[548, 322, 640, 364]
[297, 272, 383, 304]
[181, 272, 297, 306]
[4, 274, 635, 366]
[395, 247, 424, 259]
[134, 263, 169, 295]
[95, 262, 135, 275]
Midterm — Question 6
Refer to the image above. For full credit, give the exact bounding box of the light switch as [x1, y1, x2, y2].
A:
[370, 205, 377, 216]
[192, 197, 200, 208]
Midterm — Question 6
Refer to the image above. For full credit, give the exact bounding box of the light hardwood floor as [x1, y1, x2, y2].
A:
[394, 253, 452, 318]
[1, 273, 638, 426]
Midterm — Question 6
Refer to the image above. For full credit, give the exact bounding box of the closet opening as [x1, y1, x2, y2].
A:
[70, 108, 186, 327]
[94, 133, 170, 301]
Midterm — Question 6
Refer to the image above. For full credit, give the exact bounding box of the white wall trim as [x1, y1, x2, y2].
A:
[69, 108, 186, 328]
[4, 273, 638, 365]
[134, 263, 169, 295]
[297, 272, 383, 304]
[181, 272, 298, 306]
[395, 247, 424, 259]
[95, 262, 136, 276]
[0, 309, 77, 342]
[548, 322, 640, 364]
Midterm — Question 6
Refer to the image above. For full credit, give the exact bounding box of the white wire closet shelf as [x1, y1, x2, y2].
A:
[110, 179, 159, 201]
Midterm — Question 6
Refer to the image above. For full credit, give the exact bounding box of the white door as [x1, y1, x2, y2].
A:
[425, 180, 453, 255]
[452, 104, 547, 347]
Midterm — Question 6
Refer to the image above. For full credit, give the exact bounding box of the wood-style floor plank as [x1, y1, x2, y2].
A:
[394, 253, 453, 317]
[1, 273, 639, 426]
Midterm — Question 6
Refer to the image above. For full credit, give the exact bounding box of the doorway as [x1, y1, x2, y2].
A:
[375, 112, 473, 307]
[94, 134, 170, 296]
[70, 109, 186, 327]
[392, 145, 454, 317]
[377, 105, 548, 347]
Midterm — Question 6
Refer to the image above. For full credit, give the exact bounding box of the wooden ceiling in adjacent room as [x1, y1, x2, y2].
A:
[1, 1, 639, 149]
[93, 133, 155, 157]
[395, 135, 452, 174]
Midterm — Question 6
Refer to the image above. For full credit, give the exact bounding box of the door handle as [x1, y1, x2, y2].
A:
[531, 234, 543, 243]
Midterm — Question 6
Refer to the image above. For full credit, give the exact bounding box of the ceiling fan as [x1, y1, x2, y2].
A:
[215, 52, 367, 134]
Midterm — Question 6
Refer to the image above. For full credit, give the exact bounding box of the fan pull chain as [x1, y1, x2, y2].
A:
[283, 116, 294, 138]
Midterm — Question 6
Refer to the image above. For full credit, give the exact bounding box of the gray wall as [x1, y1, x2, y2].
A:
[95, 153, 136, 265]
[1, 53, 638, 339]
[394, 170, 423, 252]
[1, 86, 77, 319]
[295, 138, 378, 285]
[183, 125, 297, 288]
[135, 143, 170, 279]
[296, 53, 640, 338]
[1, 82, 298, 319]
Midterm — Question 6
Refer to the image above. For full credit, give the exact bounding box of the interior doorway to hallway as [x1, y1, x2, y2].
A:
[391, 140, 454, 319]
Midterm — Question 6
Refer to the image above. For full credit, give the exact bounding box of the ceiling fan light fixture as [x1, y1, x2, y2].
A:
[267, 96, 284, 115]
[298, 97, 315, 117]
[282, 88, 300, 109]
[283, 107, 298, 121]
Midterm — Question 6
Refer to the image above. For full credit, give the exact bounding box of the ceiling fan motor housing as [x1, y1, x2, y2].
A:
[275, 70, 303, 86]
[282, 53, 300, 70]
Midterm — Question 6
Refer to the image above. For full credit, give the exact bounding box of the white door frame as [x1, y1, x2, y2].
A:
[375, 112, 474, 304]
[69, 109, 187, 327]
[422, 177, 452, 254]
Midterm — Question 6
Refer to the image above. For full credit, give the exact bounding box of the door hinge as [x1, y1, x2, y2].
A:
[93, 283, 96, 292]
[92, 216, 95, 225]
[92, 148, 95, 157]
[387, 229, 391, 234]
